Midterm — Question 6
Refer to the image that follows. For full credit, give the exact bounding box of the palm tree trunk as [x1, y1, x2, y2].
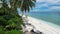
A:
[22, 11, 24, 17]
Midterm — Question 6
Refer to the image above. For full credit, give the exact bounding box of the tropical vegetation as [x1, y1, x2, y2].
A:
[0, 0, 36, 34]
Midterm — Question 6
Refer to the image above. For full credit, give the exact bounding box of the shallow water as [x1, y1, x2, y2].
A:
[26, 12, 60, 26]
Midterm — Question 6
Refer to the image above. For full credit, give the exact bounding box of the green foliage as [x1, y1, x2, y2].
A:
[0, 9, 23, 34]
[0, 1, 23, 34]
[20, 0, 36, 12]
[5, 30, 23, 34]
[0, 17, 8, 27]
[0, 8, 5, 16]
[0, 0, 36, 34]
[0, 27, 5, 34]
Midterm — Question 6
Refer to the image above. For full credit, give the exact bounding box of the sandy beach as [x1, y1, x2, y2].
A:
[27, 16, 60, 34]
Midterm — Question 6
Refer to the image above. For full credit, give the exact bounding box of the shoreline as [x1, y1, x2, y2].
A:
[27, 16, 60, 34]
[29, 16, 60, 29]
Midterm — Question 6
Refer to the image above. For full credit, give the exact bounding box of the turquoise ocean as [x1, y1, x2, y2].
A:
[26, 12, 60, 28]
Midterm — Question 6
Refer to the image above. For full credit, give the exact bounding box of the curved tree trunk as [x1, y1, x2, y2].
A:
[22, 11, 24, 17]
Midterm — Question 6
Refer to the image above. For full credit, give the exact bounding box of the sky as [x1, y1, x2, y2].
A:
[0, 0, 60, 13]
[30, 0, 60, 12]
[5, 0, 60, 12]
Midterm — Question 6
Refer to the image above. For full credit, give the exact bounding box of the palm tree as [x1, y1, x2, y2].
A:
[1, 0, 36, 16]
[9, 0, 21, 14]
[20, 0, 36, 16]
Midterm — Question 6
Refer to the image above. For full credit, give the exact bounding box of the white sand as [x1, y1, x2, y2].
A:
[27, 16, 60, 34]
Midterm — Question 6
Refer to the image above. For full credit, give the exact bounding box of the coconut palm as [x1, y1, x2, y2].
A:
[1, 0, 36, 16]
[9, 0, 21, 14]
[20, 0, 36, 16]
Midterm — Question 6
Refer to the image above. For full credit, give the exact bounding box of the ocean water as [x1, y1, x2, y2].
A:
[27, 12, 60, 27]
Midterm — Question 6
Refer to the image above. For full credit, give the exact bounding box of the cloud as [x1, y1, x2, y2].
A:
[50, 6, 60, 10]
[30, 0, 60, 12]
[37, 0, 60, 4]
[36, 0, 45, 2]
[45, 0, 60, 4]
[35, 2, 48, 8]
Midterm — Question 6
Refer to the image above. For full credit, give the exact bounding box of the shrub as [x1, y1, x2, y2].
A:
[5, 30, 23, 34]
